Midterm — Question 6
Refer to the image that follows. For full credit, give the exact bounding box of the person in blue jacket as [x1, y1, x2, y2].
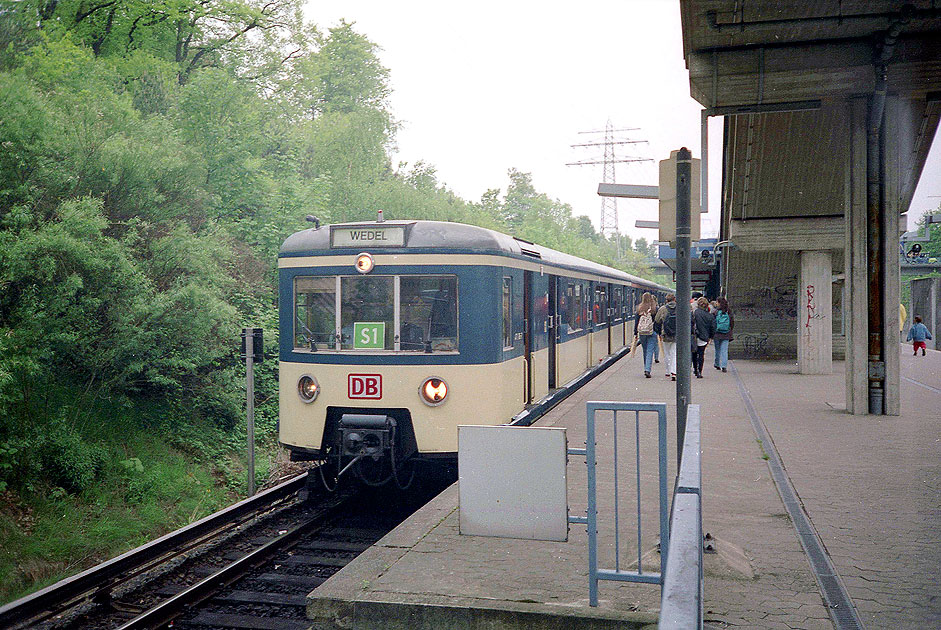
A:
[906, 316, 932, 356]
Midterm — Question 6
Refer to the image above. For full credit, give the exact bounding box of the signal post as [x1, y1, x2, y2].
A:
[597, 148, 701, 465]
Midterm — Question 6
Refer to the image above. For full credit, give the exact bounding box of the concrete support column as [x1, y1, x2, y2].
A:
[844, 98, 869, 414]
[798, 251, 833, 374]
[881, 96, 901, 416]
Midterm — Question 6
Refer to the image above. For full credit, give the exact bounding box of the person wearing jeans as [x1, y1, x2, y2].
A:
[713, 296, 734, 372]
[634, 292, 659, 378]
[691, 297, 716, 378]
[655, 293, 678, 380]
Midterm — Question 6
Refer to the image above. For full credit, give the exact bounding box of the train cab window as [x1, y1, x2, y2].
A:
[294, 277, 336, 350]
[400, 276, 458, 351]
[502, 277, 513, 349]
[340, 276, 394, 349]
[294, 274, 458, 353]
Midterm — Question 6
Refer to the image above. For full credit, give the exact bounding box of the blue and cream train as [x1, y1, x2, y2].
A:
[278, 219, 669, 482]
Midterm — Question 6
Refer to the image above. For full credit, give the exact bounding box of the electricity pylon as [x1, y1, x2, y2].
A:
[568, 120, 651, 259]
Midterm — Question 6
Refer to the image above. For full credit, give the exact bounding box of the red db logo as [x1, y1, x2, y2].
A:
[348, 374, 382, 399]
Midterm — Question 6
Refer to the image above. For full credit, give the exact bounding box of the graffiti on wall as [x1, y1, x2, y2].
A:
[737, 332, 770, 357]
[737, 275, 798, 313]
[736, 306, 797, 320]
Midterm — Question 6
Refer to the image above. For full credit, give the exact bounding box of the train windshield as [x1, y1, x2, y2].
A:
[294, 275, 458, 352]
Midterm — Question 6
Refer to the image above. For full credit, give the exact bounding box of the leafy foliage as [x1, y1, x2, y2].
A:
[0, 0, 656, 505]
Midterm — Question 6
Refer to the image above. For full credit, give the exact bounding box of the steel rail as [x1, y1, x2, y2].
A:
[0, 472, 308, 629]
[117, 492, 351, 630]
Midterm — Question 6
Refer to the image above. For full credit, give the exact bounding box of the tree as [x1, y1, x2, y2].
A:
[635, 237, 657, 258]
[282, 20, 390, 119]
[9, 0, 309, 84]
[913, 205, 941, 259]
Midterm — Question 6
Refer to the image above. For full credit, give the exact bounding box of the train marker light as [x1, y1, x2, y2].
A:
[420, 377, 448, 406]
[355, 252, 374, 274]
[297, 375, 320, 403]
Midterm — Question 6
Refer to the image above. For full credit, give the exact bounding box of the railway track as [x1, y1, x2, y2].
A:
[3, 464, 454, 630]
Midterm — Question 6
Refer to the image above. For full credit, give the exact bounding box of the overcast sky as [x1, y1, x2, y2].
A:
[304, 0, 940, 240]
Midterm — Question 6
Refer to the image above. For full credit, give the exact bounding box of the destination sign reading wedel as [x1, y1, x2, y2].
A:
[332, 226, 405, 247]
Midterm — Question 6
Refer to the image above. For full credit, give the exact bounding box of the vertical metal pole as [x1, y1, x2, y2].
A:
[394, 276, 401, 351]
[613, 412, 620, 573]
[635, 411, 642, 574]
[700, 111, 709, 216]
[587, 407, 598, 606]
[245, 328, 256, 497]
[676, 148, 693, 467]
[657, 405, 670, 579]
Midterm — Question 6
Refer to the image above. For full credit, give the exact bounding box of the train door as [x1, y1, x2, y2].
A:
[548, 275, 557, 389]
[523, 270, 533, 404]
[586, 281, 593, 368]
[613, 286, 623, 347]
[604, 284, 612, 355]
[620, 286, 627, 346]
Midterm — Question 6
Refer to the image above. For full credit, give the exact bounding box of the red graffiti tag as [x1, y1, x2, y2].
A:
[805, 285, 815, 328]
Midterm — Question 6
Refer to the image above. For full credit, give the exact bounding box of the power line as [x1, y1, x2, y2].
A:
[568, 120, 652, 258]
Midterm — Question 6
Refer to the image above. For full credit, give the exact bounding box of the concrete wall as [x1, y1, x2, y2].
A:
[727, 250, 845, 360]
[911, 277, 941, 350]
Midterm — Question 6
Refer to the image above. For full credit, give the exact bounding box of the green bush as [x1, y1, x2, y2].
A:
[0, 436, 40, 492]
[38, 425, 107, 494]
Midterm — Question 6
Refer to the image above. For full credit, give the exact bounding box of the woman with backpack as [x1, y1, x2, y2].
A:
[713, 296, 734, 372]
[634, 292, 658, 378]
[655, 293, 678, 381]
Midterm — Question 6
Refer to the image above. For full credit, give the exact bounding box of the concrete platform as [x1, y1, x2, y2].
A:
[307, 346, 941, 629]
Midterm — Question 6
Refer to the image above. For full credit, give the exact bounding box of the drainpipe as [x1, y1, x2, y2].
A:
[866, 64, 886, 414]
[866, 8, 910, 414]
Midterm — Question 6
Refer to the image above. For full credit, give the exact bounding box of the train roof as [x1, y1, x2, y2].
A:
[280, 220, 670, 290]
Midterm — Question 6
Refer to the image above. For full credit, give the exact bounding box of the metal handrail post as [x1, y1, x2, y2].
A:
[582, 402, 669, 607]
[657, 403, 670, 575]
[587, 404, 599, 607]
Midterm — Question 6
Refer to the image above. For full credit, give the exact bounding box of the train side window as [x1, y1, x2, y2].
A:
[400, 276, 458, 351]
[594, 286, 607, 325]
[503, 277, 513, 349]
[294, 276, 336, 350]
[565, 281, 583, 333]
[340, 276, 394, 349]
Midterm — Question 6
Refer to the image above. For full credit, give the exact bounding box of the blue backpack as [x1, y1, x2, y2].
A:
[716, 311, 731, 333]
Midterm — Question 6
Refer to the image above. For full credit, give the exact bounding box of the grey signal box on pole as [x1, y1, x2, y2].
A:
[240, 328, 264, 362]
[659, 151, 701, 246]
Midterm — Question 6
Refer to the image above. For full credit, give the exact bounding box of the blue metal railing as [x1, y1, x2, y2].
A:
[660, 404, 703, 629]
[568, 402, 670, 607]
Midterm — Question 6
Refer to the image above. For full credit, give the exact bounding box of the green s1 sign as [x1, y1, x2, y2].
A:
[353, 322, 385, 349]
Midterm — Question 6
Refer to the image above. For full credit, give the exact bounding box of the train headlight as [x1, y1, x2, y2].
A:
[355, 252, 374, 274]
[297, 375, 320, 403]
[419, 377, 448, 406]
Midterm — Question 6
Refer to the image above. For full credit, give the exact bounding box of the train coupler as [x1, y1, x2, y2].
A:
[338, 413, 396, 461]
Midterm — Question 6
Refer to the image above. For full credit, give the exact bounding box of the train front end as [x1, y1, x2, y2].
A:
[278, 220, 523, 485]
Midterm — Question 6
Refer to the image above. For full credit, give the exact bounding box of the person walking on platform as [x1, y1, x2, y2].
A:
[906, 315, 932, 356]
[652, 296, 661, 365]
[691, 297, 716, 378]
[634, 292, 658, 378]
[900, 302, 907, 339]
[655, 293, 678, 381]
[713, 296, 734, 372]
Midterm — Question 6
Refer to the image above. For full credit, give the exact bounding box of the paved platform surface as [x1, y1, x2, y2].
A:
[307, 346, 940, 629]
